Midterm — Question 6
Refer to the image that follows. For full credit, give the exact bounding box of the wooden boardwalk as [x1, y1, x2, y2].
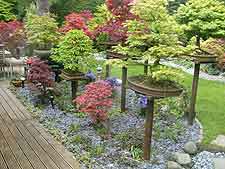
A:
[0, 83, 80, 169]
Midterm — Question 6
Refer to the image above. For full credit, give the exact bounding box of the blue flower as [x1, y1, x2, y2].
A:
[85, 71, 96, 81]
[138, 96, 147, 108]
[105, 77, 120, 88]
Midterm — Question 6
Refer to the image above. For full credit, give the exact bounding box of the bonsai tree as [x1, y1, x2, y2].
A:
[59, 10, 94, 38]
[176, 0, 225, 48]
[0, 0, 16, 21]
[114, 0, 188, 87]
[0, 20, 23, 43]
[27, 57, 54, 104]
[75, 80, 113, 137]
[93, 0, 136, 45]
[51, 29, 95, 73]
[201, 38, 225, 72]
[25, 14, 59, 50]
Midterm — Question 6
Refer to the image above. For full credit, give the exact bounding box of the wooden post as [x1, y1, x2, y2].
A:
[121, 66, 127, 112]
[71, 80, 78, 100]
[105, 64, 110, 78]
[189, 63, 200, 125]
[144, 60, 148, 75]
[144, 97, 154, 160]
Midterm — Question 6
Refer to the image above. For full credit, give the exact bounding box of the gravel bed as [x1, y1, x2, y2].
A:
[14, 84, 203, 169]
[192, 151, 225, 169]
[162, 61, 225, 83]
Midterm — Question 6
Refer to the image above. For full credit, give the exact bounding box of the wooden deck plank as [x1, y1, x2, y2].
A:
[1, 88, 28, 120]
[0, 91, 59, 169]
[0, 114, 34, 169]
[0, 116, 22, 169]
[0, 151, 8, 169]
[4, 88, 31, 119]
[3, 87, 79, 169]
[0, 104, 47, 169]
[0, 86, 80, 169]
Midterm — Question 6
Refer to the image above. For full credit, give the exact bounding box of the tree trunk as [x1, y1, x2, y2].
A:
[196, 35, 201, 48]
[37, 0, 49, 15]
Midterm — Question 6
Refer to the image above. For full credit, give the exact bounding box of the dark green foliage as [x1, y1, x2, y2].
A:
[0, 0, 16, 21]
[3, 0, 34, 20]
[167, 0, 187, 14]
[176, 0, 225, 45]
[50, 0, 104, 24]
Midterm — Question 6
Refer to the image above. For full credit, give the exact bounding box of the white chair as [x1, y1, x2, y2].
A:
[4, 47, 27, 77]
[0, 44, 27, 78]
[0, 44, 7, 78]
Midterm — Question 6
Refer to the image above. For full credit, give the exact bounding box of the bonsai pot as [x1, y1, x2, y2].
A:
[127, 75, 183, 98]
[10, 79, 23, 87]
[106, 50, 127, 60]
[61, 70, 86, 81]
[99, 41, 119, 48]
[33, 49, 51, 60]
[188, 54, 217, 64]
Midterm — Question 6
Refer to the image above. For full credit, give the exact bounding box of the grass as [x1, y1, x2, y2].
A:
[111, 65, 225, 144]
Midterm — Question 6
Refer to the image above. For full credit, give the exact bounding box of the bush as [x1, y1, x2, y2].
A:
[0, 0, 16, 21]
[25, 14, 59, 49]
[50, 0, 104, 24]
[51, 29, 95, 72]
[75, 80, 113, 123]
[59, 11, 93, 38]
[0, 20, 23, 43]
[176, 0, 225, 47]
[27, 57, 54, 104]
[94, 0, 136, 43]
[28, 57, 54, 87]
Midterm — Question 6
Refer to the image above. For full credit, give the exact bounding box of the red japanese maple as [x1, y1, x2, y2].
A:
[59, 10, 94, 38]
[106, 0, 135, 19]
[28, 58, 54, 87]
[94, 0, 136, 43]
[0, 20, 23, 43]
[75, 81, 113, 123]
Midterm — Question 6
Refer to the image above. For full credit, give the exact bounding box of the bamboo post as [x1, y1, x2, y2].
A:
[144, 60, 148, 75]
[144, 97, 154, 160]
[105, 64, 110, 78]
[121, 66, 127, 112]
[71, 80, 78, 100]
[189, 63, 200, 125]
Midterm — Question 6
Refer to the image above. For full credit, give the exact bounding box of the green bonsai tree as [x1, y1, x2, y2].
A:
[25, 14, 59, 50]
[51, 29, 96, 72]
[113, 0, 189, 87]
[176, 0, 225, 48]
[0, 0, 16, 21]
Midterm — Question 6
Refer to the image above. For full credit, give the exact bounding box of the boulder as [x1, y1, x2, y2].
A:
[167, 161, 184, 169]
[213, 158, 225, 169]
[211, 135, 225, 149]
[174, 152, 192, 166]
[184, 141, 198, 154]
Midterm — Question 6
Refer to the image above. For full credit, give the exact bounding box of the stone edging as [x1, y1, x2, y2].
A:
[195, 118, 204, 144]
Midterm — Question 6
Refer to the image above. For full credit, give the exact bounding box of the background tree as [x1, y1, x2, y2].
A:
[37, 0, 49, 15]
[50, 0, 104, 24]
[0, 0, 16, 21]
[167, 0, 187, 14]
[176, 0, 225, 47]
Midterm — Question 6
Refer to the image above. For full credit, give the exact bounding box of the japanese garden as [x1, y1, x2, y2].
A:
[0, 0, 225, 169]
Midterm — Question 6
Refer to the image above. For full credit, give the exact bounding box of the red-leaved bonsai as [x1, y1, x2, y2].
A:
[59, 11, 94, 38]
[75, 81, 113, 136]
[0, 20, 23, 44]
[28, 58, 54, 103]
[94, 0, 136, 43]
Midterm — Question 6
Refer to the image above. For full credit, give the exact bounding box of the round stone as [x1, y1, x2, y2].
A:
[184, 141, 198, 155]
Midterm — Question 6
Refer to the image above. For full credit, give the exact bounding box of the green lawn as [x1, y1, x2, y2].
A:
[111, 65, 225, 144]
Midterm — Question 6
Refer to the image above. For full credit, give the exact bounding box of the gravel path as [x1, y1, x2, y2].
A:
[162, 61, 225, 83]
[192, 151, 225, 169]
